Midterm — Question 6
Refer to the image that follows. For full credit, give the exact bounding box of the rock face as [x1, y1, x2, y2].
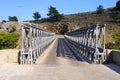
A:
[0, 21, 35, 33]
[33, 22, 69, 34]
[0, 22, 19, 32]
[0, 49, 19, 64]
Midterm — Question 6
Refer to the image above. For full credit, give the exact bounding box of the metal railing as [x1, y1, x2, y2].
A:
[20, 24, 55, 64]
[64, 24, 106, 64]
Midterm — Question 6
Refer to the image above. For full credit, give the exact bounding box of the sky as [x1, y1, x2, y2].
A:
[0, 0, 118, 21]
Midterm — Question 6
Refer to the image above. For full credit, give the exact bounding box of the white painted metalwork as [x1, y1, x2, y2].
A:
[20, 24, 55, 64]
[64, 24, 106, 64]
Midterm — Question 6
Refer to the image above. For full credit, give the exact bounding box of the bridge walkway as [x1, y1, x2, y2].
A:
[36, 35, 84, 66]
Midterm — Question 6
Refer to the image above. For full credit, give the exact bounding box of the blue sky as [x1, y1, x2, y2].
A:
[0, 0, 118, 21]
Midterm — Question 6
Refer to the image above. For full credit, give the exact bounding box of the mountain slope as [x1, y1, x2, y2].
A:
[61, 7, 120, 43]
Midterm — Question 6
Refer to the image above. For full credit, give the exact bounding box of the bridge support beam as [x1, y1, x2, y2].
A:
[20, 24, 55, 64]
[64, 24, 106, 64]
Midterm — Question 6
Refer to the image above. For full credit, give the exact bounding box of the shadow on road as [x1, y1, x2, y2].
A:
[56, 38, 83, 61]
[56, 38, 65, 57]
[104, 63, 120, 74]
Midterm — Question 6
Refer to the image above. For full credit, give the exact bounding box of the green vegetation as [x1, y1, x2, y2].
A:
[8, 16, 18, 22]
[112, 33, 120, 50]
[0, 32, 20, 49]
[47, 6, 63, 22]
[111, 11, 120, 21]
[33, 12, 41, 21]
[116, 0, 120, 11]
[96, 5, 105, 14]
[111, 0, 120, 21]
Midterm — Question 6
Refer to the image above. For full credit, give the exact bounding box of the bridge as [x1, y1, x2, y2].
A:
[1, 24, 119, 80]
[20, 24, 106, 64]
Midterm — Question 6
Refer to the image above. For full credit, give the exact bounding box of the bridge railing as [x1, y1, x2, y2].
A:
[64, 24, 106, 64]
[20, 24, 55, 64]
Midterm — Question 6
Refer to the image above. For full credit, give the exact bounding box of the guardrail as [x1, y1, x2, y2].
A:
[20, 24, 55, 64]
[64, 24, 106, 64]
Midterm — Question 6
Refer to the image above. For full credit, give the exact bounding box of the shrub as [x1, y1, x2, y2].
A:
[111, 11, 120, 21]
[8, 26, 16, 33]
[112, 33, 120, 50]
[0, 32, 20, 49]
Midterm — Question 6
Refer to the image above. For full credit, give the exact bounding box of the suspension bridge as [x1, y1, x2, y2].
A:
[0, 24, 119, 80]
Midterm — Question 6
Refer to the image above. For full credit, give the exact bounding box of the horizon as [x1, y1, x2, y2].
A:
[0, 0, 118, 21]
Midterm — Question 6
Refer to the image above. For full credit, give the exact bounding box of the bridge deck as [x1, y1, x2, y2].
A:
[0, 35, 120, 80]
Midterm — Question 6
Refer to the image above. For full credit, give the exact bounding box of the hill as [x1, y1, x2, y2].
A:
[60, 7, 120, 43]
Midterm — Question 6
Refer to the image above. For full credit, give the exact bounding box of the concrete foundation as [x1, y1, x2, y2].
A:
[107, 49, 120, 66]
[0, 49, 19, 64]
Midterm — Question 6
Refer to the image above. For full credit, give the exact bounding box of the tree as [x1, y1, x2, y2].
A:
[2, 20, 6, 23]
[47, 6, 63, 22]
[8, 16, 18, 22]
[33, 12, 41, 21]
[111, 11, 120, 20]
[96, 5, 105, 14]
[116, 0, 120, 11]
